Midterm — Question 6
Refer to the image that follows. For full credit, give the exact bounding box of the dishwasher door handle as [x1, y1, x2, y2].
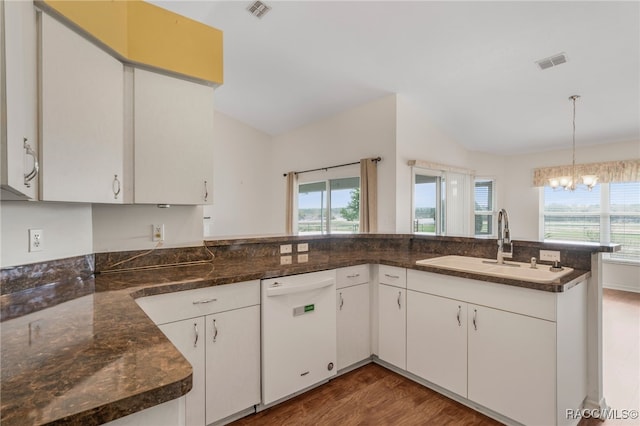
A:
[266, 278, 335, 297]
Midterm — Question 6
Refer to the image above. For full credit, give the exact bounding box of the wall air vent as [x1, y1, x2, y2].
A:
[535, 53, 568, 70]
[247, 1, 271, 19]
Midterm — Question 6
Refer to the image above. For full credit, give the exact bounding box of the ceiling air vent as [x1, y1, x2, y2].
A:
[535, 53, 568, 70]
[247, 1, 271, 19]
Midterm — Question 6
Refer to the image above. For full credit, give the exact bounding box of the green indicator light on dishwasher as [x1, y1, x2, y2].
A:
[305, 304, 315, 312]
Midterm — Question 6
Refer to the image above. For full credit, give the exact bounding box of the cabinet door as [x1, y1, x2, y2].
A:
[158, 317, 205, 426]
[377, 284, 406, 369]
[1, 0, 38, 199]
[468, 305, 556, 426]
[40, 14, 124, 203]
[133, 69, 214, 205]
[205, 306, 260, 424]
[337, 283, 370, 370]
[407, 291, 467, 397]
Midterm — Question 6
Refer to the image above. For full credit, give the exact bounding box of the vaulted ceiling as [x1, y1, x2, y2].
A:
[150, 1, 640, 155]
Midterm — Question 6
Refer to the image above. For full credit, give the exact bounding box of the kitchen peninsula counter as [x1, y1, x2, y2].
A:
[1, 234, 614, 425]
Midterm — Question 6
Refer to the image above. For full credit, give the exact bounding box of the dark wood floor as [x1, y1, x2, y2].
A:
[233, 362, 500, 426]
[234, 289, 639, 426]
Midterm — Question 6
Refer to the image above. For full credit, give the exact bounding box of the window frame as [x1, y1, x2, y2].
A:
[474, 177, 497, 238]
[295, 164, 361, 235]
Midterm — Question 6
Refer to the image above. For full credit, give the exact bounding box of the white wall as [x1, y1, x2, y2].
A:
[602, 260, 640, 293]
[271, 95, 398, 233]
[206, 111, 276, 237]
[0, 201, 93, 267]
[92, 204, 204, 253]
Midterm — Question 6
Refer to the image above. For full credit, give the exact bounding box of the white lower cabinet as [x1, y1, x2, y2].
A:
[205, 306, 260, 425]
[407, 269, 587, 426]
[136, 281, 260, 426]
[158, 318, 205, 426]
[468, 304, 556, 426]
[336, 283, 370, 370]
[406, 291, 467, 397]
[336, 265, 371, 371]
[377, 283, 406, 370]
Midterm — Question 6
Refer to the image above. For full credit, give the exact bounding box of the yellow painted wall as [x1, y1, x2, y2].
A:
[39, 0, 223, 84]
[127, 1, 223, 84]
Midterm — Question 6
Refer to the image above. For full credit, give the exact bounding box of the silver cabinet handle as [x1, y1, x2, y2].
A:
[112, 174, 121, 199]
[339, 292, 344, 310]
[193, 322, 199, 348]
[457, 305, 462, 327]
[212, 318, 218, 343]
[385, 274, 400, 279]
[397, 291, 402, 309]
[204, 180, 209, 202]
[346, 273, 360, 278]
[192, 298, 217, 305]
[23, 138, 39, 187]
[473, 309, 478, 331]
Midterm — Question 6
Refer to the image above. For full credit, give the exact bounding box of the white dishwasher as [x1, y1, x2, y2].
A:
[261, 269, 337, 405]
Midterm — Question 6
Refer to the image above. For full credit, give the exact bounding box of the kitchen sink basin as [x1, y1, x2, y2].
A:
[416, 255, 574, 284]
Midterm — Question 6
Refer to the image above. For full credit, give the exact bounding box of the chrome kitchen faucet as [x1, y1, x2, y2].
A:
[497, 208, 513, 264]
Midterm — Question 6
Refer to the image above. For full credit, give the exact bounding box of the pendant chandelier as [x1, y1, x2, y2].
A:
[548, 95, 598, 191]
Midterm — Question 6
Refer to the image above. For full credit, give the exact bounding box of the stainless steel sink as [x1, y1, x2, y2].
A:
[416, 255, 574, 284]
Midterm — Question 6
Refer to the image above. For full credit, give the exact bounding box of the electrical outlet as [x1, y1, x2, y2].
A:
[29, 229, 43, 252]
[152, 224, 165, 242]
[298, 253, 309, 263]
[297, 243, 309, 252]
[280, 255, 292, 265]
[540, 250, 560, 262]
[280, 244, 292, 254]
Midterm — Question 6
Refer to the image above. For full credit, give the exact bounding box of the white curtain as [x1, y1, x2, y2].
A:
[360, 158, 378, 233]
[445, 171, 472, 237]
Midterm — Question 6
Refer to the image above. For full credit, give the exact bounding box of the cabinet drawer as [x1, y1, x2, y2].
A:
[407, 269, 556, 321]
[378, 265, 406, 288]
[336, 264, 370, 289]
[136, 280, 259, 325]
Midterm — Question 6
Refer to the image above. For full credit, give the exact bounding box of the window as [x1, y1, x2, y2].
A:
[542, 182, 640, 261]
[609, 182, 640, 260]
[413, 171, 445, 234]
[474, 179, 495, 236]
[543, 185, 601, 243]
[298, 177, 360, 235]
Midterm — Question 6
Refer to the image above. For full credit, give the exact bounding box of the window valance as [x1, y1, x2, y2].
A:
[533, 159, 640, 187]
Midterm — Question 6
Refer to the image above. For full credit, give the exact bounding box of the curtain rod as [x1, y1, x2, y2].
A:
[282, 157, 381, 177]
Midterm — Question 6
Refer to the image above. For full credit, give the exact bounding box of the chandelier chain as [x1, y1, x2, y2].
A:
[569, 95, 580, 189]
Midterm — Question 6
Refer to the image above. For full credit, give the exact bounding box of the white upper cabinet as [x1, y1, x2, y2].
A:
[1, 0, 39, 200]
[39, 13, 124, 203]
[133, 68, 214, 205]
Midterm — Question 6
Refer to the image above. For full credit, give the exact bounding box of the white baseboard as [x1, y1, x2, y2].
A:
[603, 283, 640, 293]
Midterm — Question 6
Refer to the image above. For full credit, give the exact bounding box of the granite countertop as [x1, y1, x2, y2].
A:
[0, 252, 592, 425]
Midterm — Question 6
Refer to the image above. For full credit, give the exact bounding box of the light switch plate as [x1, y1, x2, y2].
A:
[297, 243, 309, 252]
[280, 255, 292, 265]
[298, 253, 309, 263]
